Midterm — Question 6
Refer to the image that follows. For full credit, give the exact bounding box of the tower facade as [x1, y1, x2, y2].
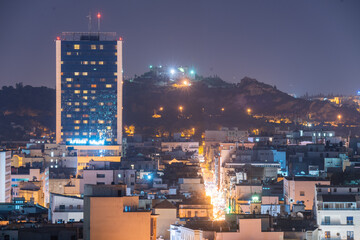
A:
[55, 32, 122, 147]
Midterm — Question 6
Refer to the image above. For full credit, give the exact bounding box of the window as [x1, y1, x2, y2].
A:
[74, 108, 80, 112]
[347, 231, 354, 240]
[74, 44, 80, 50]
[96, 182, 105, 185]
[74, 72, 79, 76]
[59, 205, 65, 210]
[325, 231, 330, 239]
[90, 108, 96, 112]
[77, 205, 81, 209]
[74, 126, 80, 130]
[106, 84, 112, 88]
[91, 45, 96, 50]
[96, 174, 105, 178]
[74, 90, 80, 94]
[98, 120, 104, 124]
[91, 84, 97, 88]
[118, 174, 121, 178]
[333, 188, 337, 192]
[99, 61, 104, 65]
[82, 72, 88, 76]
[69, 205, 73, 209]
[67, 84, 72, 87]
[90, 61, 96, 65]
[300, 191, 305, 196]
[83, 61, 88, 65]
[74, 120, 80, 124]
[83, 90, 88, 94]
[74, 102, 80, 106]
[99, 102, 104, 106]
[100, 45, 104, 50]
[324, 216, 330, 225]
[347, 216, 353, 225]
[66, 114, 72, 118]
[67, 52, 71, 55]
[66, 78, 73, 82]
[83, 96, 88, 100]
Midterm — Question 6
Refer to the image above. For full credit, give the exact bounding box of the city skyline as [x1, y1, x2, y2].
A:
[0, 0, 359, 95]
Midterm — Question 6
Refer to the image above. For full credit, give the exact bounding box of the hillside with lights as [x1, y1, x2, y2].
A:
[1, 69, 360, 141]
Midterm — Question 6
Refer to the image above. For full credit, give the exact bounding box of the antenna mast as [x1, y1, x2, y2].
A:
[87, 12, 92, 32]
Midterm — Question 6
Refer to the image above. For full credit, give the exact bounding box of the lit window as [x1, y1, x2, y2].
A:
[74, 84, 80, 88]
[67, 52, 71, 55]
[91, 61, 96, 65]
[82, 72, 88, 76]
[99, 61, 104, 65]
[83, 96, 88, 100]
[82, 114, 89, 117]
[66, 78, 72, 82]
[83, 90, 88, 94]
[115, 52, 117, 56]
[114, 72, 117, 76]
[100, 78, 106, 82]
[66, 114, 72, 117]
[91, 96, 96, 100]
[107, 126, 111, 130]
[67, 84, 72, 87]
[74, 90, 80, 94]
[98, 120, 104, 124]
[74, 102, 80, 106]
[74, 44, 80, 50]
[91, 45, 96, 50]
[61, 61, 64, 64]
[83, 132, 88, 136]
[90, 108, 96, 112]
[74, 120, 80, 124]
[91, 84, 97, 88]
[67, 102, 72, 106]
[91, 90, 96, 94]
[74, 72, 79, 76]
[75, 132, 79, 136]
[74, 126, 80, 130]
[74, 108, 80, 112]
[100, 45, 104, 50]
[83, 102, 88, 106]
[99, 102, 104, 106]
[83, 61, 88, 65]
[83, 120, 88, 124]
[106, 84, 112, 88]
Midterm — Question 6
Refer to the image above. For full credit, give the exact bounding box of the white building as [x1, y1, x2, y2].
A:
[161, 141, 199, 154]
[0, 151, 11, 202]
[315, 185, 360, 240]
[49, 193, 83, 223]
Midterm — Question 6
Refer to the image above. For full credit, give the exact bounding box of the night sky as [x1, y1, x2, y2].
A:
[0, 0, 359, 95]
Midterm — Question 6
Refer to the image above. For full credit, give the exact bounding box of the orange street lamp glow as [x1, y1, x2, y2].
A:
[179, 106, 183, 112]
[337, 114, 342, 120]
[247, 108, 252, 114]
[221, 107, 225, 112]
[159, 107, 164, 111]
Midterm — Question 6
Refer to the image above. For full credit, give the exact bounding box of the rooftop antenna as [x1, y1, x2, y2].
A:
[97, 12, 101, 32]
[86, 11, 92, 32]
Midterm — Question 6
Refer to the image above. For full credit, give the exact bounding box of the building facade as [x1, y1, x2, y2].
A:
[0, 151, 11, 202]
[55, 32, 123, 147]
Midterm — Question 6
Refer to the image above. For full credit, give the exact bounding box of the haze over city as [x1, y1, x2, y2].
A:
[1, 0, 360, 95]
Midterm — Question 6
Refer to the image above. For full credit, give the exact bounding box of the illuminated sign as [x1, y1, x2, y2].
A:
[69, 139, 105, 145]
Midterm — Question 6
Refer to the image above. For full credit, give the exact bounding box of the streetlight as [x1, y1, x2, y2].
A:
[337, 114, 342, 120]
[179, 106, 183, 112]
[159, 107, 164, 111]
[221, 107, 225, 112]
[247, 108, 252, 114]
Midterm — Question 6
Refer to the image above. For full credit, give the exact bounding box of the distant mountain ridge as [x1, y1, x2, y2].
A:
[0, 75, 358, 140]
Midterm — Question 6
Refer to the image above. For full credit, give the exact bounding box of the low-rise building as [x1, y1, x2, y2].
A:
[49, 193, 83, 224]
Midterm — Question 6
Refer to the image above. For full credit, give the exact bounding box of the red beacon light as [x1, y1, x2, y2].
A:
[97, 13, 101, 18]
[119, 37, 123, 41]
[56, 36, 60, 40]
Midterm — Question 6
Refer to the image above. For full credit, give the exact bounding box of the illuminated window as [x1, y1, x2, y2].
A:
[74, 108, 80, 112]
[106, 84, 112, 88]
[74, 84, 80, 88]
[83, 90, 88, 94]
[99, 102, 104, 106]
[115, 52, 117, 56]
[114, 72, 117, 76]
[91, 96, 96, 100]
[83, 96, 88, 100]
[100, 45, 104, 50]
[67, 102, 72, 106]
[67, 84, 72, 87]
[74, 132, 79, 136]
[99, 61, 104, 65]
[91, 90, 96, 94]
[66, 114, 72, 117]
[74, 126, 80, 130]
[61, 72, 63, 75]
[74, 102, 80, 106]
[66, 78, 72, 82]
[91, 45, 96, 50]
[107, 126, 112, 130]
[100, 78, 106, 82]
[74, 90, 80, 94]
[82, 72, 88, 76]
[98, 120, 104, 124]
[74, 44, 80, 50]
[83, 61, 88, 65]
[83, 120, 88, 124]
[90, 108, 96, 112]
[91, 84, 97, 88]
[67, 52, 71, 55]
[83, 102, 88, 106]
[82, 114, 89, 118]
[61, 61, 63, 64]
[83, 132, 88, 136]
[74, 120, 80, 124]
[74, 72, 79, 76]
[91, 61, 96, 65]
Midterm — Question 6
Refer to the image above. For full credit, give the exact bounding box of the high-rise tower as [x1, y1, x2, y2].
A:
[55, 32, 123, 167]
